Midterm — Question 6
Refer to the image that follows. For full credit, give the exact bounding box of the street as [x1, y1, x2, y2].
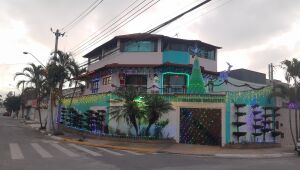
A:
[0, 116, 299, 170]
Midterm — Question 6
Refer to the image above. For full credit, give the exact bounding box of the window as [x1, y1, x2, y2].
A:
[102, 76, 112, 85]
[198, 48, 215, 60]
[91, 80, 99, 93]
[169, 42, 188, 51]
[122, 40, 156, 52]
[163, 74, 188, 94]
[103, 39, 117, 56]
[207, 50, 215, 60]
[162, 41, 216, 60]
[125, 75, 147, 86]
[164, 74, 187, 86]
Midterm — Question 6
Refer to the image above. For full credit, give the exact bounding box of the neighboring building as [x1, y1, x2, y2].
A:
[62, 87, 85, 98]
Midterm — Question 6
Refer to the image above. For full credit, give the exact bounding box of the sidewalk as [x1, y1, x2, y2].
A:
[58, 132, 296, 158]
[21, 119, 297, 158]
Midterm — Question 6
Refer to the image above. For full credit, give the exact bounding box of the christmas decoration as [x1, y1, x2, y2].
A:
[187, 57, 206, 94]
[180, 108, 221, 145]
[232, 104, 247, 144]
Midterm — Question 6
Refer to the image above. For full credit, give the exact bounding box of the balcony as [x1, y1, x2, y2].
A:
[125, 84, 148, 93]
[163, 85, 187, 94]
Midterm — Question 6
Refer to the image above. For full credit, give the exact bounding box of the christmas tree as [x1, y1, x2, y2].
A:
[187, 57, 206, 94]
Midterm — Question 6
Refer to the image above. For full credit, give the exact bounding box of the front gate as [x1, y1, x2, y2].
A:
[180, 108, 221, 145]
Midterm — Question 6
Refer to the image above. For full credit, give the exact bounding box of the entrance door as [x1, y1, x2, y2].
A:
[180, 108, 221, 145]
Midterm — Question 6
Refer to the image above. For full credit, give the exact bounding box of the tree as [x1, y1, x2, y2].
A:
[68, 63, 86, 108]
[3, 92, 21, 117]
[0, 95, 3, 108]
[110, 86, 144, 136]
[49, 51, 77, 100]
[15, 63, 46, 128]
[47, 51, 78, 132]
[143, 94, 173, 136]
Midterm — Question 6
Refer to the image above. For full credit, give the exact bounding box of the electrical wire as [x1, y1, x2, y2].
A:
[157, 0, 234, 35]
[71, 0, 156, 55]
[142, 0, 202, 32]
[69, 0, 141, 52]
[77, 0, 232, 60]
[146, 0, 212, 33]
[61, 0, 104, 32]
[72, 0, 160, 56]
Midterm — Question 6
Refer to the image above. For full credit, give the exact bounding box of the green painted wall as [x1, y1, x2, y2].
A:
[162, 50, 190, 64]
[224, 87, 273, 143]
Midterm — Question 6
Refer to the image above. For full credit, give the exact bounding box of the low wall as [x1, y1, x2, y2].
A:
[59, 125, 176, 144]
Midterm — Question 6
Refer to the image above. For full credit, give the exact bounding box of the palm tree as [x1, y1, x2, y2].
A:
[68, 63, 86, 108]
[15, 63, 46, 129]
[143, 94, 173, 136]
[47, 51, 78, 132]
[110, 86, 144, 136]
[49, 51, 77, 100]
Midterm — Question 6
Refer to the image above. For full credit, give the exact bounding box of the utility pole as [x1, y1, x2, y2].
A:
[51, 28, 65, 57]
[48, 28, 65, 133]
[268, 63, 274, 82]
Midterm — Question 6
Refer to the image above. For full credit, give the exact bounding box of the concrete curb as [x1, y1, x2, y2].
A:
[157, 151, 296, 158]
[214, 153, 296, 158]
[53, 137, 297, 158]
[60, 138, 157, 154]
[22, 123, 297, 159]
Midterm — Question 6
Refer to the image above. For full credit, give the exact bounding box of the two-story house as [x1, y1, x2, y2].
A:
[80, 33, 220, 95]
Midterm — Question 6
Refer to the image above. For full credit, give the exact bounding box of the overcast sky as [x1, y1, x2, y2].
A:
[0, 0, 300, 97]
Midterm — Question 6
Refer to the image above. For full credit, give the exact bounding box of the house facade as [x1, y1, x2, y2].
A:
[81, 33, 220, 95]
[61, 33, 283, 147]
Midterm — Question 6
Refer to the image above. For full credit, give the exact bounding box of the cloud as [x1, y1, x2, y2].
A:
[187, 0, 300, 50]
[1, 0, 300, 96]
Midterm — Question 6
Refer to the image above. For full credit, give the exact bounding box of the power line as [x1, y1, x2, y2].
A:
[157, 0, 234, 34]
[73, 0, 160, 56]
[72, 0, 160, 56]
[146, 0, 212, 33]
[70, 0, 153, 55]
[62, 0, 104, 32]
[61, 0, 100, 30]
[142, 0, 201, 32]
[69, 0, 141, 52]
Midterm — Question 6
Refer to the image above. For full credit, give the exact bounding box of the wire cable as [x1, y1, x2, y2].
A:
[69, 0, 141, 52]
[157, 0, 234, 34]
[72, 0, 160, 56]
[70, 0, 152, 54]
[61, 0, 104, 32]
[146, 0, 212, 33]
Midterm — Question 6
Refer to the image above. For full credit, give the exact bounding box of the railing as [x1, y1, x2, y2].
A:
[163, 85, 187, 94]
[124, 84, 148, 93]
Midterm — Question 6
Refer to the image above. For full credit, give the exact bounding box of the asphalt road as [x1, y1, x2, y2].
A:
[0, 116, 299, 170]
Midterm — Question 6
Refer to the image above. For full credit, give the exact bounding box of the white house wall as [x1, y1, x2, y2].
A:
[171, 102, 226, 146]
[108, 101, 226, 146]
[190, 56, 217, 72]
[88, 51, 163, 72]
[213, 77, 266, 92]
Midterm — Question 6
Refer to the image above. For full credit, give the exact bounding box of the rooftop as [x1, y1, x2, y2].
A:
[83, 33, 221, 58]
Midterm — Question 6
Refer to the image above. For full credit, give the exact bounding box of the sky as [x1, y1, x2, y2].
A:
[0, 0, 300, 97]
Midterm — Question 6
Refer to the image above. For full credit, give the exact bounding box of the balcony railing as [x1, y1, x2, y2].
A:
[163, 85, 187, 94]
[124, 84, 148, 93]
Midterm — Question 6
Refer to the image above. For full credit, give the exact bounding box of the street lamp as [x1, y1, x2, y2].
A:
[23, 51, 46, 68]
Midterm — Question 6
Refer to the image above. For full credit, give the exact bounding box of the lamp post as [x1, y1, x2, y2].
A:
[23, 52, 46, 68]
[22, 52, 49, 129]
